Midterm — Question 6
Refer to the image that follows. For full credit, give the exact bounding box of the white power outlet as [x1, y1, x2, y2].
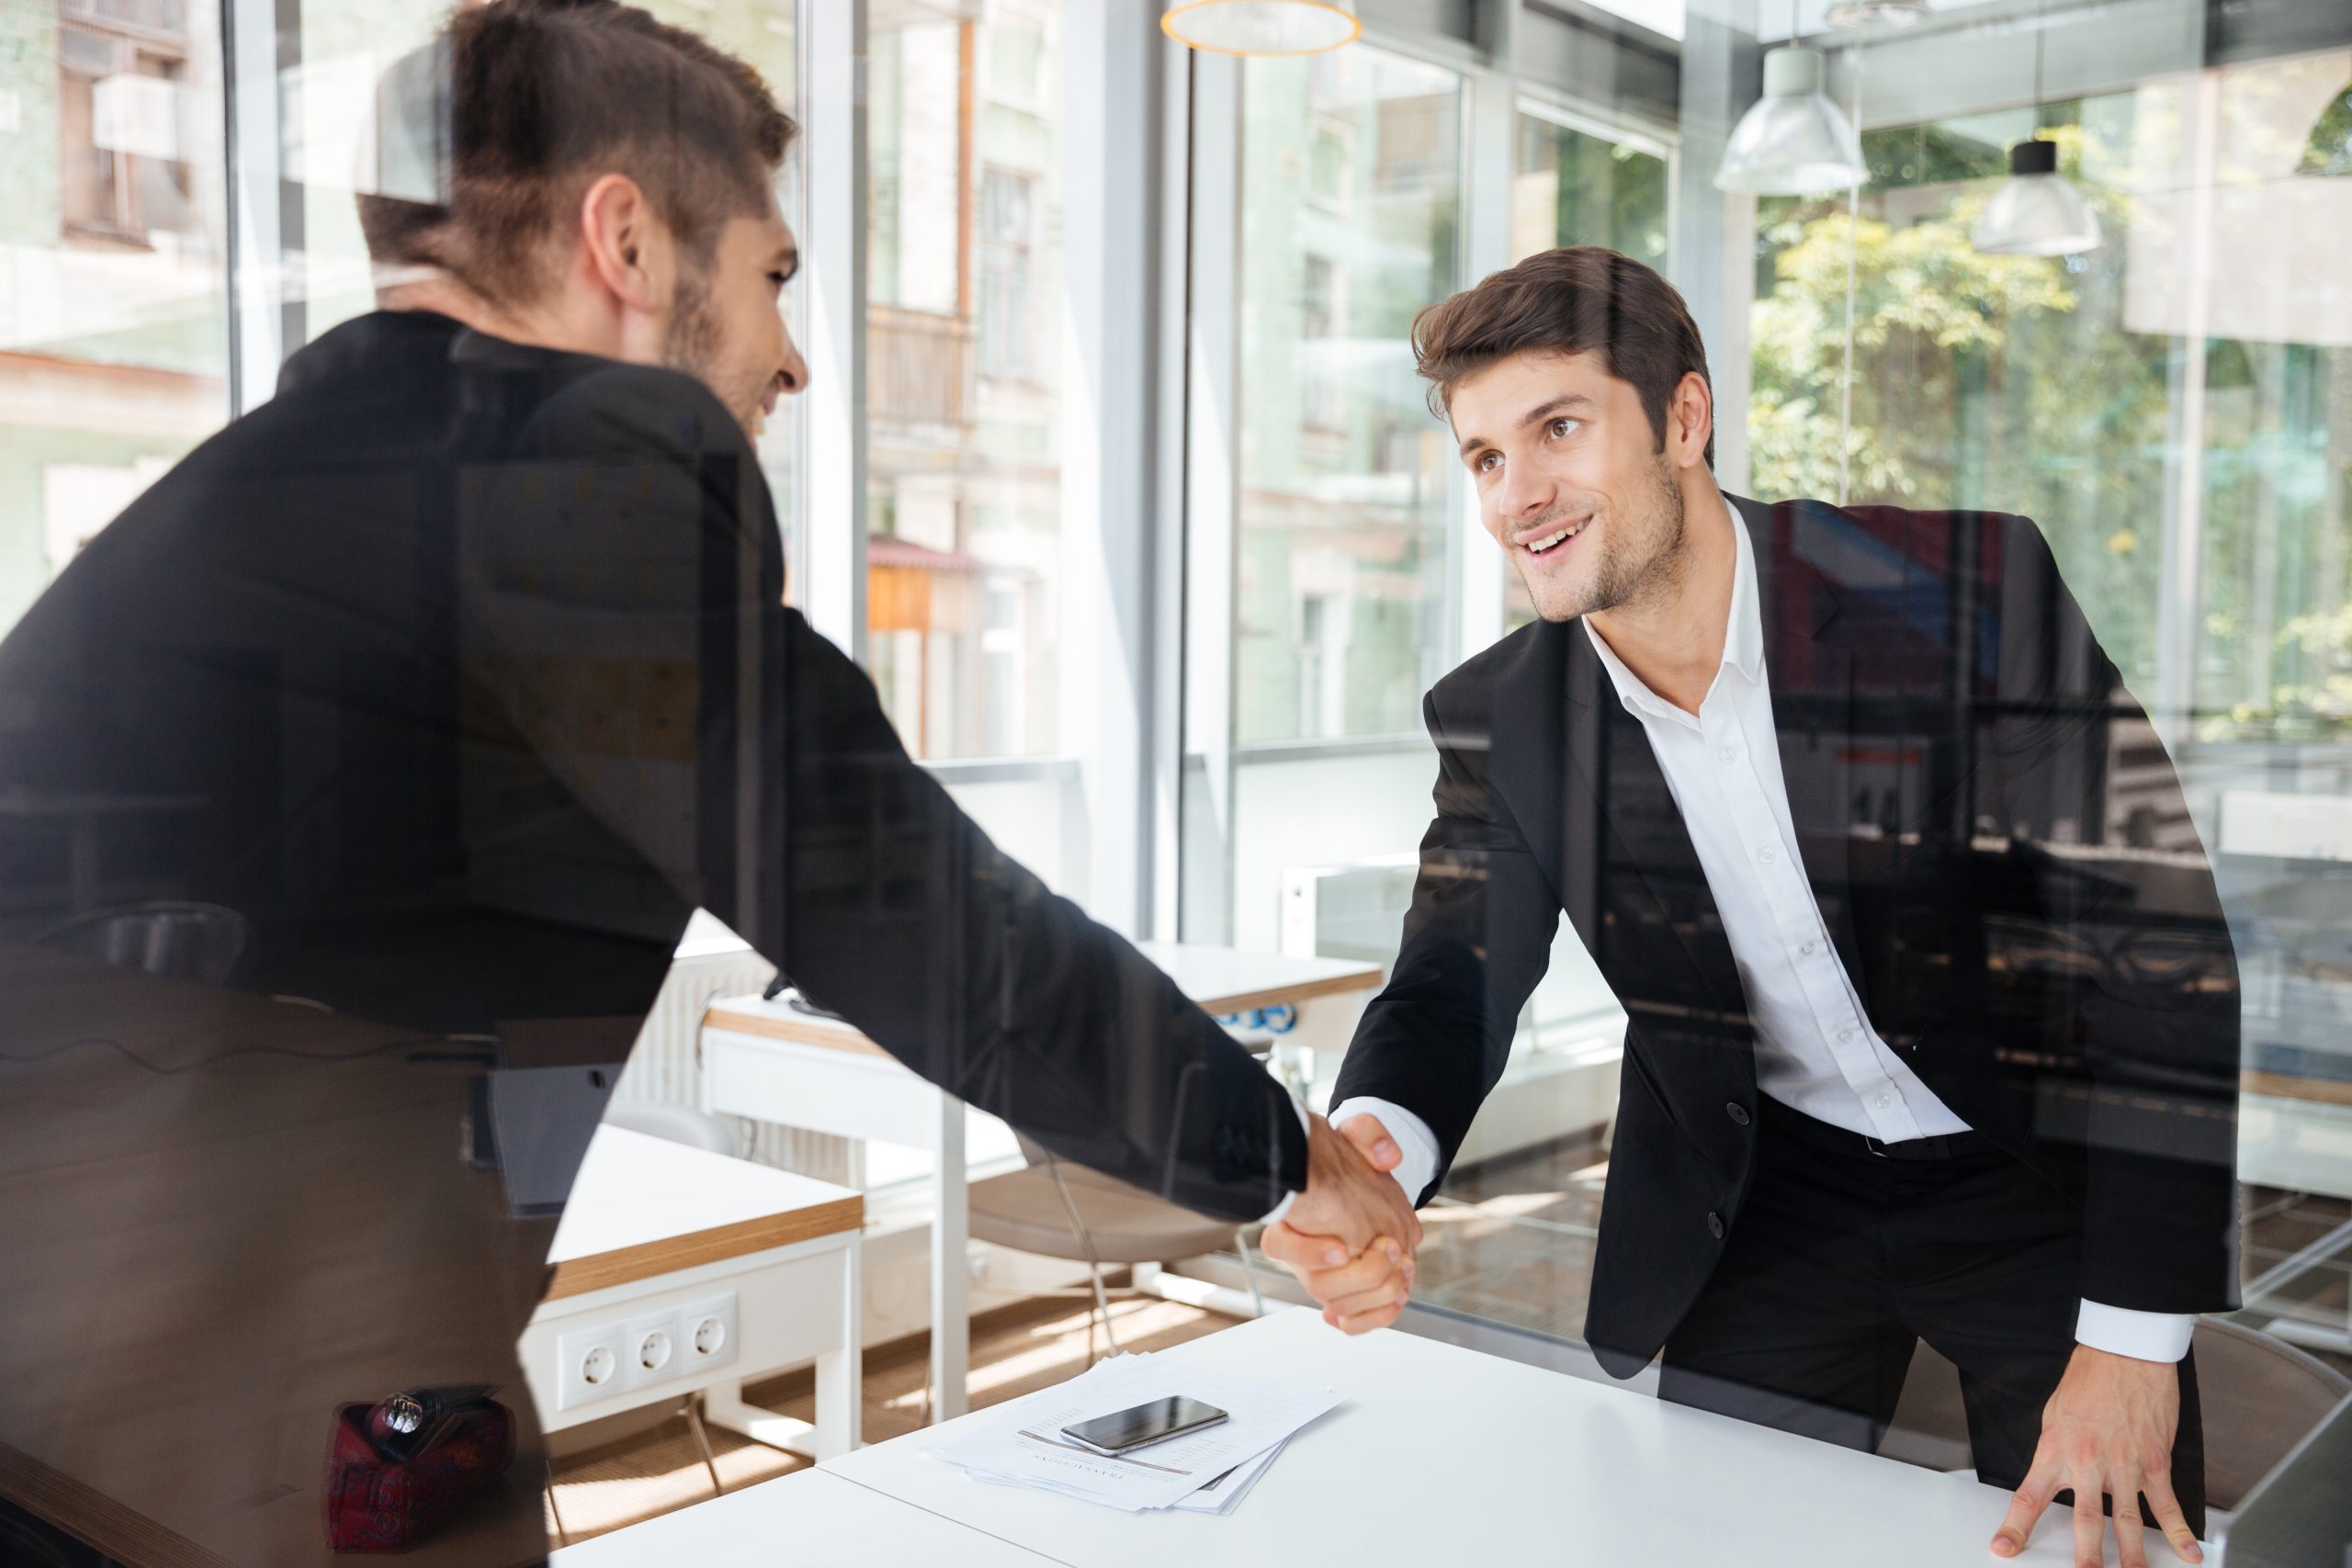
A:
[679, 1292, 739, 1374]
[554, 1324, 627, 1412]
[620, 1310, 683, 1391]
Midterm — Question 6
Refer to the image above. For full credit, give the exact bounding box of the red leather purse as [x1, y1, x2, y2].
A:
[323, 1386, 516, 1552]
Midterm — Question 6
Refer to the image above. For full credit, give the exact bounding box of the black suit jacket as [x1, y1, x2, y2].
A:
[1331, 493, 2241, 1377]
[0, 310, 1304, 1221]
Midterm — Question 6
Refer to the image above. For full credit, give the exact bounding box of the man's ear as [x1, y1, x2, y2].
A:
[1668, 369, 1713, 470]
[577, 173, 667, 316]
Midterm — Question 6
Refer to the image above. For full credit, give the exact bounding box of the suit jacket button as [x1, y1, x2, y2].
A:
[1725, 1102, 1750, 1126]
[1707, 1212, 1726, 1240]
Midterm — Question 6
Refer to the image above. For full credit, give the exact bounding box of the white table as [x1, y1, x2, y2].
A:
[520, 1126, 865, 1461]
[822, 1308, 2099, 1567]
[699, 942, 1384, 1423]
[549, 1467, 1055, 1566]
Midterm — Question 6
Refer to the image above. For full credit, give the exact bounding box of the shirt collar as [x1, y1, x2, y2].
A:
[1583, 493, 1764, 717]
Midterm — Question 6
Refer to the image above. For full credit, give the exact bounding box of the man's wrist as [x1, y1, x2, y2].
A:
[1259, 1099, 1315, 1225]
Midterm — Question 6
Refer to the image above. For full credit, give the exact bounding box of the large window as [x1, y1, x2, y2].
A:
[1233, 47, 1462, 745]
[0, 0, 230, 637]
[865, 0, 1062, 762]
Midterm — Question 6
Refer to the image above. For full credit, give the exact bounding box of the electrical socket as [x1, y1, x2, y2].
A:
[554, 1324, 627, 1412]
[678, 1292, 739, 1374]
[619, 1310, 683, 1391]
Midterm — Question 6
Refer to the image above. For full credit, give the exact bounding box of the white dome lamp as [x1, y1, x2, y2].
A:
[1160, 0, 1359, 56]
[1714, 0, 1866, 197]
[1972, 0, 2102, 254]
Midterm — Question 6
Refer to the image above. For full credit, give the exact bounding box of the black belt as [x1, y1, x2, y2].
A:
[1758, 1093, 1995, 1163]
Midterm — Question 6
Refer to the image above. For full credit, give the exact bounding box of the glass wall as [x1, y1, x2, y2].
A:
[0, 0, 231, 637]
[1232, 45, 1461, 746]
[1746, 41, 2352, 1366]
[865, 0, 1063, 761]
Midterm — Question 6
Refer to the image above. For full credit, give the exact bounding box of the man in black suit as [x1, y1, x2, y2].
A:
[1261, 248, 2238, 1568]
[0, 0, 1408, 1549]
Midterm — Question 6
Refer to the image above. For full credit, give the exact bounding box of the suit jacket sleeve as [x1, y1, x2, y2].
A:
[1983, 513, 2240, 1314]
[463, 362, 1306, 1223]
[1328, 677, 1561, 1204]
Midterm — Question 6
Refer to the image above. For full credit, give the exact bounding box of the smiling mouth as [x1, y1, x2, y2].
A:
[1522, 517, 1591, 557]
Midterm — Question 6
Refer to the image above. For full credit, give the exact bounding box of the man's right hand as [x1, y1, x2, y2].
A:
[1260, 1112, 1421, 1334]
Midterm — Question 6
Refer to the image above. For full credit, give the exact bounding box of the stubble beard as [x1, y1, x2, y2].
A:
[1521, 454, 1690, 624]
[659, 265, 736, 424]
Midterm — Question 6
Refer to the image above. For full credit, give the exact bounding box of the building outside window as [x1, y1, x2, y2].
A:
[1232, 44, 1462, 747]
[865, 0, 1062, 763]
[0, 0, 228, 638]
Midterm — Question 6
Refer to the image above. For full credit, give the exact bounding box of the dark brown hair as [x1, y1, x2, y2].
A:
[1412, 246, 1715, 468]
[359, 0, 796, 307]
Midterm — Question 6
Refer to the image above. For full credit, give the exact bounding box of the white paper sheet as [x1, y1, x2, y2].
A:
[928, 1354, 1340, 1513]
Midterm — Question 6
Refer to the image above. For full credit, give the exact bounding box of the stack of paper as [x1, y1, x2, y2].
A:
[927, 1351, 1340, 1516]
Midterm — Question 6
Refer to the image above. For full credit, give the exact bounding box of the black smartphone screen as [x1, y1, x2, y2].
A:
[1060, 1395, 1227, 1454]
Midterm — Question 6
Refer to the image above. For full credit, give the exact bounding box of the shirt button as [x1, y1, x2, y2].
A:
[1838, 1029, 1855, 1044]
[1725, 1102, 1751, 1127]
[1800, 941, 1817, 956]
[1717, 746, 1737, 764]
[1874, 1093, 1894, 1111]
[1706, 1212, 1726, 1240]
[1758, 848, 1776, 865]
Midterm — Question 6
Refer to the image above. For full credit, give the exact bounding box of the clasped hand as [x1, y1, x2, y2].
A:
[1260, 1112, 1420, 1334]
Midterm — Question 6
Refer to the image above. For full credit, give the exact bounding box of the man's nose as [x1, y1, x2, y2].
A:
[1496, 466, 1554, 525]
[777, 329, 810, 397]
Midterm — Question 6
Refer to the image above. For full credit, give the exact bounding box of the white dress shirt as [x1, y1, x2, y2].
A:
[1331, 500, 2192, 1364]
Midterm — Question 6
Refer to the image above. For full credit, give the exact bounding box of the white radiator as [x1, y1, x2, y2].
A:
[612, 930, 856, 1184]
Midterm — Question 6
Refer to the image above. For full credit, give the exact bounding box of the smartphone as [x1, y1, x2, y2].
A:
[1059, 1395, 1229, 1457]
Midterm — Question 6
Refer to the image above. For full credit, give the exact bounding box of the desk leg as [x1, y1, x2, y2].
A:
[703, 1235, 862, 1461]
[930, 1089, 968, 1422]
[813, 1233, 862, 1458]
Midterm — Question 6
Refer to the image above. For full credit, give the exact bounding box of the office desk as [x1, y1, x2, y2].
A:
[548, 1466, 1054, 1566]
[521, 1126, 863, 1460]
[699, 942, 1382, 1424]
[0, 946, 552, 1568]
[823, 1308, 2091, 1567]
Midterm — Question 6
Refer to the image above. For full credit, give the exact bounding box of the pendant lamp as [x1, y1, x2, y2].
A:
[1714, 0, 1865, 196]
[1972, 0, 2102, 254]
[1160, 0, 1359, 56]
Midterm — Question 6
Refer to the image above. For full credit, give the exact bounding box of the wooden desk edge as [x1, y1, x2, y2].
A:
[701, 967, 1384, 1057]
[2242, 1069, 2352, 1111]
[0, 1444, 240, 1568]
[543, 1193, 864, 1300]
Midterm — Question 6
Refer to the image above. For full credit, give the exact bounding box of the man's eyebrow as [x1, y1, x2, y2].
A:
[1456, 393, 1597, 459]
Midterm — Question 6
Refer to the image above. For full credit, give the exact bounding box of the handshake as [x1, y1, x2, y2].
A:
[1261, 1112, 1423, 1334]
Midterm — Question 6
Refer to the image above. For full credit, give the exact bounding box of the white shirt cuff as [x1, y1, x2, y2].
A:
[1327, 1095, 1442, 1209]
[1259, 1098, 1314, 1226]
[2075, 1300, 2196, 1363]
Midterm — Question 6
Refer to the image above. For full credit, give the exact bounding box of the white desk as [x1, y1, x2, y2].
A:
[699, 942, 1384, 1423]
[521, 1126, 864, 1460]
[823, 1308, 2098, 1567]
[549, 1467, 1055, 1566]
